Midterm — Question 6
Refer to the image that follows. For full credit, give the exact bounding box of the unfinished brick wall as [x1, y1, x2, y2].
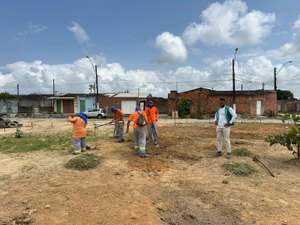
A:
[168, 89, 277, 116]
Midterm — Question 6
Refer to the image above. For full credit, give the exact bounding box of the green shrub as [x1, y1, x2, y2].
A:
[65, 153, 101, 170]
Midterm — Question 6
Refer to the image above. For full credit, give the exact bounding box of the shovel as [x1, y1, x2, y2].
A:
[252, 155, 275, 177]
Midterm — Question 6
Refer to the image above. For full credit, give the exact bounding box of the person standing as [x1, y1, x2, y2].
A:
[109, 106, 125, 142]
[145, 100, 159, 147]
[126, 107, 149, 157]
[68, 112, 88, 155]
[214, 98, 237, 159]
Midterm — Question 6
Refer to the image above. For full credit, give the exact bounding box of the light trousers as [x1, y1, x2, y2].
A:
[73, 137, 86, 152]
[134, 126, 146, 153]
[147, 123, 158, 145]
[216, 127, 231, 153]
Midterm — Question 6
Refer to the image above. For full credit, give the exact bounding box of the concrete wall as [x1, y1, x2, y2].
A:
[0, 99, 18, 115]
[77, 96, 95, 112]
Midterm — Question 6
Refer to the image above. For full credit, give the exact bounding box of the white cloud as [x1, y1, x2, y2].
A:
[1, 53, 300, 98]
[182, 0, 275, 47]
[67, 22, 89, 44]
[155, 32, 188, 64]
[16, 22, 48, 37]
[266, 17, 300, 60]
[29, 23, 48, 33]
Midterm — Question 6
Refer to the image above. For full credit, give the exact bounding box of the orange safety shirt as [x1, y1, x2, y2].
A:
[68, 116, 87, 138]
[145, 106, 159, 124]
[128, 111, 148, 129]
[114, 109, 124, 122]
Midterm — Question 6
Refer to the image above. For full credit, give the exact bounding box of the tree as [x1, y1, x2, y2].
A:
[266, 113, 300, 159]
[0, 92, 17, 99]
[277, 89, 294, 100]
[178, 99, 191, 118]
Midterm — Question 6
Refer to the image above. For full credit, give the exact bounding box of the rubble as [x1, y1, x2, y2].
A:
[0, 117, 23, 128]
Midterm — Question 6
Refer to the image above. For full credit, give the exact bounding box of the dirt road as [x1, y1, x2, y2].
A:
[0, 119, 299, 225]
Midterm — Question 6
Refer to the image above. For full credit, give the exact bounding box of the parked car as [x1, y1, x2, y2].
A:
[83, 108, 107, 119]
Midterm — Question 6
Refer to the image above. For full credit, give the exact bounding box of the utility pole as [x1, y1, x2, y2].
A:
[17, 84, 19, 96]
[232, 48, 238, 112]
[95, 65, 99, 109]
[53, 79, 55, 95]
[274, 67, 277, 91]
[274, 61, 292, 91]
[86, 56, 99, 109]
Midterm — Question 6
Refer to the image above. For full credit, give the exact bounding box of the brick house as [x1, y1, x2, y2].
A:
[277, 100, 300, 113]
[168, 88, 277, 117]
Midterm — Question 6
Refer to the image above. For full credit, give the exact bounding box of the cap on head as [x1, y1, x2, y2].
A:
[148, 101, 154, 106]
[111, 106, 118, 111]
[135, 107, 141, 111]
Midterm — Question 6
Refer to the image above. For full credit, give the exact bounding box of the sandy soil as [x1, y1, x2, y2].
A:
[0, 118, 300, 225]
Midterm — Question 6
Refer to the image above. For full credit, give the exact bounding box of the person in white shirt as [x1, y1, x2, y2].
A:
[214, 98, 237, 159]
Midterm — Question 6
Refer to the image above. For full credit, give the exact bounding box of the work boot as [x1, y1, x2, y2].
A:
[226, 152, 231, 159]
[138, 152, 148, 158]
[216, 151, 222, 157]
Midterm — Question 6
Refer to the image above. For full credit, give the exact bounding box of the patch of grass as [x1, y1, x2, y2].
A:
[233, 147, 253, 157]
[65, 153, 101, 170]
[0, 132, 72, 153]
[222, 162, 256, 176]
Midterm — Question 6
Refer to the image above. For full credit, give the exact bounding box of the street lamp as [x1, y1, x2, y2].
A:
[274, 60, 293, 91]
[86, 56, 99, 109]
[232, 48, 238, 112]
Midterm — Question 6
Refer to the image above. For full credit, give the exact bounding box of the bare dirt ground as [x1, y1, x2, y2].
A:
[0, 118, 300, 225]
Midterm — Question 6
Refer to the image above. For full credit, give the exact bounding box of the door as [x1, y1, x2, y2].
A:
[63, 100, 74, 113]
[80, 100, 86, 112]
[256, 100, 262, 115]
[57, 100, 62, 113]
[121, 100, 137, 114]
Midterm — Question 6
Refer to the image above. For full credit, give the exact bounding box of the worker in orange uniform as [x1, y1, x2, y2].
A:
[126, 107, 149, 157]
[109, 106, 125, 142]
[68, 112, 88, 154]
[145, 100, 159, 147]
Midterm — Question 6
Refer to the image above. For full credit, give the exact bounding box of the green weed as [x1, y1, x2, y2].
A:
[222, 162, 256, 176]
[233, 148, 253, 157]
[65, 153, 101, 170]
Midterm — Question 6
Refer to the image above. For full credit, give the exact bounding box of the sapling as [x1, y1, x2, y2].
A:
[266, 113, 300, 159]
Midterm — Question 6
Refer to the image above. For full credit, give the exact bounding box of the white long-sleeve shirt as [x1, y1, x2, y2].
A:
[215, 106, 237, 128]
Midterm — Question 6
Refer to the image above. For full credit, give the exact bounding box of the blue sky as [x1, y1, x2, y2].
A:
[1, 0, 300, 98]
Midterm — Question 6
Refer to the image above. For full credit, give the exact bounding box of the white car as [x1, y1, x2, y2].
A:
[84, 108, 107, 119]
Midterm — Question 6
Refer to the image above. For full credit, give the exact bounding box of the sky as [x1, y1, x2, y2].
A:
[1, 0, 300, 98]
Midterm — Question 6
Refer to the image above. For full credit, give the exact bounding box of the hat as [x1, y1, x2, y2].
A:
[111, 106, 118, 111]
[148, 101, 154, 106]
[135, 107, 141, 111]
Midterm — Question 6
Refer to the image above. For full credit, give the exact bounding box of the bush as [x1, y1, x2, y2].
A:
[222, 162, 256, 176]
[65, 153, 101, 170]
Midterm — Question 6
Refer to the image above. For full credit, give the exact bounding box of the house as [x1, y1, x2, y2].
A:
[0, 94, 54, 116]
[48, 94, 96, 114]
[98, 93, 152, 114]
[168, 88, 277, 117]
[18, 94, 54, 114]
[277, 100, 300, 113]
